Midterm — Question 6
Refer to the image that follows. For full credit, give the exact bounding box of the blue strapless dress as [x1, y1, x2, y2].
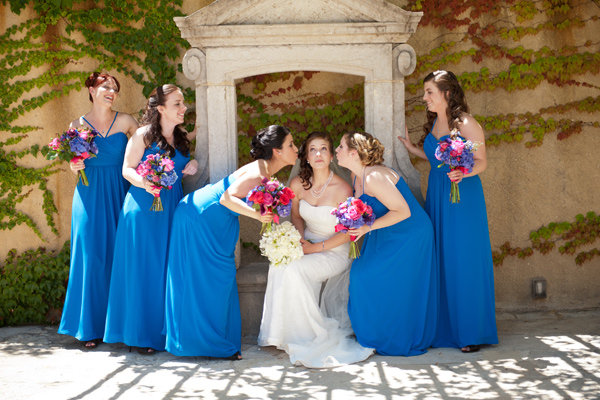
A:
[164, 175, 241, 357]
[103, 144, 189, 350]
[58, 132, 129, 341]
[348, 177, 438, 356]
[423, 132, 498, 348]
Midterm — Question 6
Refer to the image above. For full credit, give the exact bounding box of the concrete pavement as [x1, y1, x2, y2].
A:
[1, 310, 599, 399]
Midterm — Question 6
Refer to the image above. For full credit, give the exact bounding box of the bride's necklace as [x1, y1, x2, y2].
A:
[310, 170, 333, 198]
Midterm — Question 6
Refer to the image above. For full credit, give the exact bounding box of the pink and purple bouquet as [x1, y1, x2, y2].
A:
[330, 197, 376, 259]
[246, 177, 295, 234]
[43, 127, 100, 186]
[135, 153, 178, 211]
[434, 132, 480, 203]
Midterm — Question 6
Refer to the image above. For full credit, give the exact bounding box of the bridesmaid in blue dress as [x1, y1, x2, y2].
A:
[58, 72, 138, 349]
[164, 125, 298, 359]
[103, 84, 198, 355]
[336, 132, 437, 356]
[399, 70, 498, 353]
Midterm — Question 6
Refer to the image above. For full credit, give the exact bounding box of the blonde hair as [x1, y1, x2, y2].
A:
[344, 132, 384, 166]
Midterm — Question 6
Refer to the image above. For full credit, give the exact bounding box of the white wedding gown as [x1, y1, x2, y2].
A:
[258, 200, 374, 368]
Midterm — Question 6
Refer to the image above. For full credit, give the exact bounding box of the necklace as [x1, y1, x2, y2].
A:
[310, 170, 333, 198]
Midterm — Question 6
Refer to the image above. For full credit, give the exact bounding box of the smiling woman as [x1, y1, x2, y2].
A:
[103, 84, 198, 355]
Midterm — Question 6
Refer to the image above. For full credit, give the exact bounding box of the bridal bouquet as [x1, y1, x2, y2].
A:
[434, 131, 480, 203]
[246, 177, 295, 234]
[43, 127, 100, 186]
[331, 197, 376, 259]
[259, 221, 303, 267]
[136, 153, 178, 211]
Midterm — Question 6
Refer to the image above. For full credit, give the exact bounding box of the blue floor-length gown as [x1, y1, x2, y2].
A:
[103, 144, 188, 350]
[348, 176, 438, 356]
[424, 131, 498, 348]
[164, 175, 241, 357]
[58, 116, 129, 341]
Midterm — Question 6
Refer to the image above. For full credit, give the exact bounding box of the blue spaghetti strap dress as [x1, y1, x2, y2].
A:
[58, 113, 129, 341]
[164, 174, 242, 357]
[348, 173, 438, 356]
[103, 144, 189, 351]
[423, 126, 498, 349]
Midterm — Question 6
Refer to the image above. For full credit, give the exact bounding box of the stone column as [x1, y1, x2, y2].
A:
[392, 44, 424, 205]
[182, 48, 210, 192]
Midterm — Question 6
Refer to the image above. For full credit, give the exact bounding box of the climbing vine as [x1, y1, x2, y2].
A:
[0, 0, 190, 239]
[492, 212, 600, 267]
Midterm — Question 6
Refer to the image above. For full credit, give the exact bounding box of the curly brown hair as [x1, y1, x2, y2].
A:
[141, 84, 190, 157]
[422, 70, 469, 135]
[344, 132, 384, 166]
[297, 131, 333, 190]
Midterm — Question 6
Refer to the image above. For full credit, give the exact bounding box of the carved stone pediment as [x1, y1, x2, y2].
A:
[175, 0, 422, 48]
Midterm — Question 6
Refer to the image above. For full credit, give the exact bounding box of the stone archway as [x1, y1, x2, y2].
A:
[175, 0, 424, 203]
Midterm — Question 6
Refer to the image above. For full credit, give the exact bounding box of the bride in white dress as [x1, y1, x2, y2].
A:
[258, 132, 374, 368]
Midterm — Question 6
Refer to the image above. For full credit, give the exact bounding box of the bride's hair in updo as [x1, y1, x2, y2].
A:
[250, 125, 291, 160]
[141, 84, 190, 157]
[423, 70, 469, 135]
[344, 132, 385, 166]
[85, 72, 120, 103]
[297, 131, 333, 190]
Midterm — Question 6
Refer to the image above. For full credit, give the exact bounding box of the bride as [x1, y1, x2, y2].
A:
[258, 131, 374, 368]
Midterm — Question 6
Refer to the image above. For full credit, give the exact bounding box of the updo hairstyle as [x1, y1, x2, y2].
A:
[85, 72, 120, 103]
[422, 70, 469, 136]
[297, 131, 333, 190]
[141, 84, 191, 157]
[250, 125, 291, 160]
[344, 132, 385, 166]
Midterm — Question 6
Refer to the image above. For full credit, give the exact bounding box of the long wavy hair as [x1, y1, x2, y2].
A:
[141, 84, 190, 157]
[297, 131, 333, 190]
[423, 70, 469, 135]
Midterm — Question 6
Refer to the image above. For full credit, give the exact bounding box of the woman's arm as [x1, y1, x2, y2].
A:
[122, 128, 159, 195]
[398, 125, 427, 160]
[348, 168, 411, 240]
[219, 165, 273, 223]
[447, 114, 487, 183]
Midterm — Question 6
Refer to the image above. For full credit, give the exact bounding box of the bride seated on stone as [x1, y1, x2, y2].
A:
[258, 131, 374, 368]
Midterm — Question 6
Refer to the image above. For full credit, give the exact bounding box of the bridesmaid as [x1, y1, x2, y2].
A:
[103, 84, 198, 354]
[399, 70, 498, 353]
[336, 132, 437, 356]
[164, 125, 297, 359]
[58, 72, 138, 349]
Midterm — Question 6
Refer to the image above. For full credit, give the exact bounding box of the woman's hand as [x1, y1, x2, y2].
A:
[300, 239, 321, 255]
[257, 210, 273, 224]
[182, 159, 198, 176]
[397, 125, 427, 160]
[69, 159, 85, 173]
[143, 179, 161, 196]
[447, 169, 464, 183]
[347, 225, 371, 241]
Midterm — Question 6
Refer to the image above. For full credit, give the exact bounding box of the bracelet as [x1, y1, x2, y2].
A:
[322, 241, 325, 251]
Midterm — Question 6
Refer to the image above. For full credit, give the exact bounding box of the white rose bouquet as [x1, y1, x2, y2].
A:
[259, 221, 303, 267]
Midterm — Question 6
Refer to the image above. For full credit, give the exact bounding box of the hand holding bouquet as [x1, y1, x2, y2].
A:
[136, 153, 178, 211]
[43, 127, 100, 186]
[434, 131, 480, 203]
[330, 197, 376, 259]
[259, 221, 303, 267]
[246, 177, 295, 234]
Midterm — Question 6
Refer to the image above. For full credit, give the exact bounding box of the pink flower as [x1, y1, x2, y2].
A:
[136, 163, 151, 177]
[80, 152, 91, 159]
[161, 158, 175, 172]
[262, 192, 274, 206]
[152, 175, 160, 183]
[265, 181, 279, 192]
[451, 139, 465, 154]
[347, 206, 361, 220]
[49, 138, 61, 150]
[79, 130, 89, 140]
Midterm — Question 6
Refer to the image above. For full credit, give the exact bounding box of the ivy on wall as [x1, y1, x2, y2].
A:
[492, 211, 600, 267]
[0, 0, 190, 239]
